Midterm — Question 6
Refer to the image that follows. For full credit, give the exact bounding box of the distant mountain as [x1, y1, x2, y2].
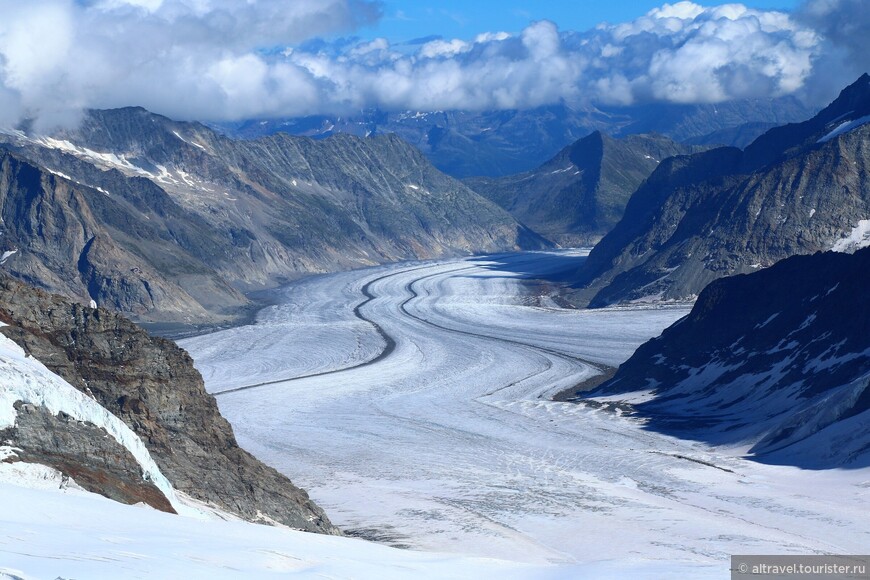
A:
[584, 248, 870, 469]
[607, 96, 813, 144]
[574, 74, 870, 307]
[0, 107, 547, 325]
[465, 132, 707, 246]
[0, 274, 339, 531]
[216, 97, 814, 178]
[217, 104, 617, 178]
[683, 121, 780, 149]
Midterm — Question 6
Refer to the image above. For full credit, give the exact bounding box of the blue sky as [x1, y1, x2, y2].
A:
[363, 1, 802, 42]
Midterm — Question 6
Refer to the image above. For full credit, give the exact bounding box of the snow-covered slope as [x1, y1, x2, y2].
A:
[589, 248, 870, 468]
[0, 273, 337, 532]
[0, 290, 714, 578]
[182, 251, 870, 571]
[0, 475, 567, 579]
[0, 330, 198, 516]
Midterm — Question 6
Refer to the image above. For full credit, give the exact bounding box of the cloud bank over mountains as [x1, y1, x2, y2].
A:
[0, 0, 864, 129]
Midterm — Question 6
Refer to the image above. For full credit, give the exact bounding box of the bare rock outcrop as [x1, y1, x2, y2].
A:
[0, 274, 339, 534]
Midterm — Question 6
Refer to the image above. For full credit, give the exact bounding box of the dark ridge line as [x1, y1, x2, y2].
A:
[396, 270, 613, 398]
[647, 451, 735, 473]
[213, 265, 431, 397]
[214, 256, 608, 398]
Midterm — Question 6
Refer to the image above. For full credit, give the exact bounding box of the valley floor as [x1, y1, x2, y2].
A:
[178, 251, 870, 573]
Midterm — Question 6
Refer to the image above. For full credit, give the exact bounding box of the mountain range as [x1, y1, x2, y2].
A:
[217, 97, 814, 178]
[0, 108, 546, 328]
[573, 74, 870, 307]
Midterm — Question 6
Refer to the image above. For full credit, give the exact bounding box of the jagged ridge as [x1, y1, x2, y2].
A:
[575, 74, 870, 307]
[587, 248, 870, 468]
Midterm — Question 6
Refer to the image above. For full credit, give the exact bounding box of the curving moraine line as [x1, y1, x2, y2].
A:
[213, 260, 610, 397]
[212, 265, 428, 396]
[396, 270, 612, 397]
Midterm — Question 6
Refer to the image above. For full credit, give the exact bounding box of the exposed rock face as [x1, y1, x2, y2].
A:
[466, 132, 706, 246]
[0, 150, 248, 324]
[1, 402, 175, 512]
[575, 74, 870, 307]
[586, 248, 870, 468]
[219, 104, 617, 178]
[0, 107, 548, 324]
[218, 97, 813, 178]
[0, 275, 339, 533]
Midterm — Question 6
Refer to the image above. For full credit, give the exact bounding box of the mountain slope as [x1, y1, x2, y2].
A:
[0, 150, 249, 324]
[0, 275, 338, 533]
[219, 97, 813, 179]
[584, 248, 870, 468]
[0, 108, 547, 324]
[466, 132, 705, 246]
[217, 104, 620, 178]
[575, 74, 870, 307]
[609, 96, 813, 144]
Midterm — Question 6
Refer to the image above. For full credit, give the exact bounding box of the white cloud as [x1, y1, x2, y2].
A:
[308, 3, 818, 112]
[420, 39, 470, 59]
[796, 0, 870, 97]
[0, 1, 852, 128]
[0, 0, 381, 129]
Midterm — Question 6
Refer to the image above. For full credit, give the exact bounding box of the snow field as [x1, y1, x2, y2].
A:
[182, 251, 870, 571]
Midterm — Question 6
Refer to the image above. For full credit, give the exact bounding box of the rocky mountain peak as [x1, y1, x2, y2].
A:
[574, 75, 870, 308]
[818, 72, 870, 121]
[742, 73, 870, 170]
[467, 132, 707, 246]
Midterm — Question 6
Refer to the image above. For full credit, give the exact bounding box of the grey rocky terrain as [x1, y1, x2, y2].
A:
[574, 74, 870, 307]
[0, 274, 339, 533]
[0, 108, 547, 325]
[466, 132, 706, 246]
[0, 150, 247, 326]
[584, 247, 870, 468]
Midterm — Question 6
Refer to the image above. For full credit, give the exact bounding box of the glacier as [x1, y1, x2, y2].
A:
[181, 251, 870, 570]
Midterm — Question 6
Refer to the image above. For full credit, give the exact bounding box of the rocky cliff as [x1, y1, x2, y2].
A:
[0, 107, 547, 325]
[575, 74, 870, 307]
[583, 248, 870, 468]
[466, 132, 706, 246]
[0, 274, 339, 533]
[0, 150, 248, 325]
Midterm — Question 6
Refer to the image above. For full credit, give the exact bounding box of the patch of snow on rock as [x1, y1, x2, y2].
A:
[0, 250, 17, 265]
[817, 114, 870, 143]
[831, 219, 870, 253]
[0, 333, 202, 518]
